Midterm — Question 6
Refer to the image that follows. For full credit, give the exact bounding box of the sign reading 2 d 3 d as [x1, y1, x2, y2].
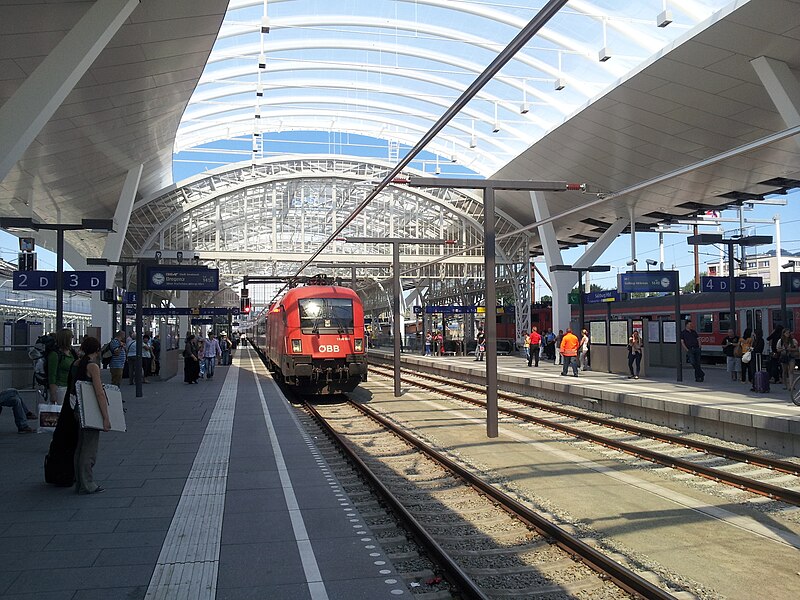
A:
[619, 271, 679, 294]
[13, 270, 106, 290]
[145, 266, 219, 291]
[701, 276, 763, 293]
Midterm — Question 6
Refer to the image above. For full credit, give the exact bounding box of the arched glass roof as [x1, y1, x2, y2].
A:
[176, 0, 736, 177]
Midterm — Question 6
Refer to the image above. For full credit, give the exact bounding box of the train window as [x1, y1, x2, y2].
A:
[719, 312, 731, 332]
[299, 298, 354, 333]
[755, 309, 763, 334]
[745, 310, 753, 332]
[698, 313, 714, 334]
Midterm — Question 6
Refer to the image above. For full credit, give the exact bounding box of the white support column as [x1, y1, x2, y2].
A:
[530, 192, 575, 333]
[629, 207, 637, 270]
[573, 218, 628, 269]
[175, 292, 190, 340]
[91, 165, 142, 335]
[751, 57, 800, 128]
[0, 0, 141, 182]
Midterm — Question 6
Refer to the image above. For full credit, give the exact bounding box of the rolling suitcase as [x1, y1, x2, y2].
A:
[753, 370, 770, 393]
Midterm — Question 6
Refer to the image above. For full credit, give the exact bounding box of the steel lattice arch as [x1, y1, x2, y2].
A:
[125, 156, 534, 342]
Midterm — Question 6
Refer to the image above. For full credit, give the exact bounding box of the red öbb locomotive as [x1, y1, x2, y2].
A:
[255, 283, 368, 394]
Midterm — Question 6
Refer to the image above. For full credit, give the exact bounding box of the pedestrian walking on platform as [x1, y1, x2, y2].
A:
[681, 321, 705, 382]
[554, 329, 564, 365]
[527, 327, 541, 367]
[203, 332, 222, 379]
[424, 332, 432, 356]
[738, 328, 754, 384]
[183, 334, 200, 384]
[475, 329, 486, 362]
[627, 331, 643, 379]
[722, 328, 740, 382]
[69, 337, 110, 495]
[579, 328, 590, 371]
[559, 328, 579, 377]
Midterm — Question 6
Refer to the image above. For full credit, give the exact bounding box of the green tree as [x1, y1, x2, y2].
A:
[682, 272, 707, 293]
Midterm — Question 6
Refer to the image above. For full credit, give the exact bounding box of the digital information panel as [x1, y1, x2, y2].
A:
[145, 266, 219, 291]
[700, 276, 763, 292]
[13, 270, 106, 291]
[619, 271, 678, 294]
[782, 272, 800, 292]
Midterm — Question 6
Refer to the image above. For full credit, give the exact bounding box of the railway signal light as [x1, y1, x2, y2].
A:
[241, 297, 251, 314]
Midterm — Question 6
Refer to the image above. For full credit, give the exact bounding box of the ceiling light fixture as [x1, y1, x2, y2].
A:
[554, 50, 565, 90]
[520, 81, 529, 114]
[598, 18, 611, 62]
[657, 2, 672, 27]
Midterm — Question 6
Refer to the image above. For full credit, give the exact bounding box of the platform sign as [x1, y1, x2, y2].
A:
[190, 317, 214, 325]
[782, 272, 800, 293]
[619, 271, 678, 293]
[700, 276, 763, 293]
[425, 305, 477, 314]
[145, 266, 219, 291]
[13, 270, 106, 291]
[123, 291, 137, 304]
[126, 307, 240, 316]
[63, 271, 106, 290]
[585, 289, 620, 303]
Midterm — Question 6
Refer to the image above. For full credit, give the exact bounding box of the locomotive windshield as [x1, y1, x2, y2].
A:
[298, 298, 354, 334]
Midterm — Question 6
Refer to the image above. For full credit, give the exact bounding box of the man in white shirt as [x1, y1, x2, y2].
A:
[202, 332, 222, 380]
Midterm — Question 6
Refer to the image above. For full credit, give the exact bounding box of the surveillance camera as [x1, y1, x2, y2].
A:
[154, 251, 162, 261]
[626, 259, 638, 266]
[176, 251, 183, 263]
[645, 259, 658, 266]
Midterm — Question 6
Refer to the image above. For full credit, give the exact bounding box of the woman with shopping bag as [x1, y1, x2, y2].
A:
[68, 337, 111, 494]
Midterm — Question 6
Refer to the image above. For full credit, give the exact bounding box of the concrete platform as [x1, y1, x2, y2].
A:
[369, 348, 800, 455]
[0, 348, 408, 600]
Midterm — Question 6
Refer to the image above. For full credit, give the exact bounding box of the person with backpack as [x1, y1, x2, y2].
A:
[48, 328, 77, 406]
[219, 333, 231, 366]
[108, 330, 127, 387]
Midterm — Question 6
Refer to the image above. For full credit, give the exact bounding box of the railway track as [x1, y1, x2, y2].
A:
[368, 361, 800, 507]
[305, 398, 680, 600]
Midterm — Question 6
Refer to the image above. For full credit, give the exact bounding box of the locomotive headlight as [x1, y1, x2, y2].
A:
[291, 339, 302, 353]
[354, 338, 363, 352]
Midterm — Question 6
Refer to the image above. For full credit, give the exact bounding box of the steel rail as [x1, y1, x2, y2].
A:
[303, 401, 490, 600]
[369, 363, 800, 506]
[376, 360, 800, 477]
[345, 398, 676, 600]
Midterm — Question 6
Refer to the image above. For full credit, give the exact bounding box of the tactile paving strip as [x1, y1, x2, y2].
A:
[144, 364, 239, 600]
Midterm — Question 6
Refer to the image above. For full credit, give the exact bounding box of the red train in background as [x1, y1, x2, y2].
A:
[575, 287, 798, 360]
[251, 283, 368, 394]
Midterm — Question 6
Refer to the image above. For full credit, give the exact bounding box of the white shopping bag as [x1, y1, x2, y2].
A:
[38, 403, 61, 432]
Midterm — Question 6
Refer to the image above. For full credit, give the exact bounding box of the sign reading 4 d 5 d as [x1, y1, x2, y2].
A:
[145, 266, 219, 291]
[700, 276, 763, 293]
